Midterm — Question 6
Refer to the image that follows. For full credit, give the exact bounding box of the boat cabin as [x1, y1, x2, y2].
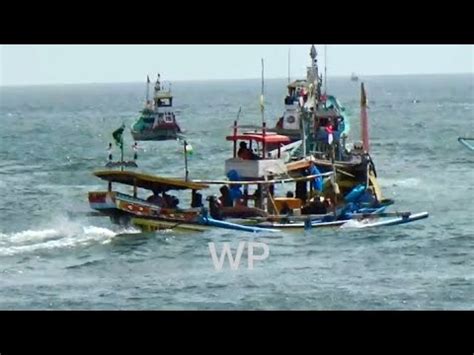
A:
[225, 128, 291, 180]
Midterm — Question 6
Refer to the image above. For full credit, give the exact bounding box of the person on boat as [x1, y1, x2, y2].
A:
[280, 202, 292, 215]
[358, 186, 378, 205]
[191, 190, 203, 208]
[302, 196, 327, 215]
[162, 192, 179, 209]
[306, 160, 323, 193]
[218, 186, 233, 207]
[286, 191, 294, 198]
[237, 142, 258, 160]
[207, 195, 223, 220]
[147, 190, 165, 207]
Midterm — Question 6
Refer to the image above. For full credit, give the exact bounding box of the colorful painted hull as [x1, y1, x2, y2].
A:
[131, 128, 182, 141]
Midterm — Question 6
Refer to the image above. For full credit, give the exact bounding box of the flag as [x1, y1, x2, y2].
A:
[361, 82, 368, 107]
[184, 141, 193, 155]
[112, 124, 125, 149]
[259, 94, 264, 112]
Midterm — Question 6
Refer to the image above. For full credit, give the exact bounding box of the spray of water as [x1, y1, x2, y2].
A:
[0, 215, 139, 256]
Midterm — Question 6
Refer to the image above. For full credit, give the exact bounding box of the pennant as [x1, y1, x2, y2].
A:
[112, 124, 125, 149]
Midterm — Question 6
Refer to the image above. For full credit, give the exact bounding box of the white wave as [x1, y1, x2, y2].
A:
[0, 222, 119, 256]
[378, 177, 421, 188]
[339, 219, 368, 229]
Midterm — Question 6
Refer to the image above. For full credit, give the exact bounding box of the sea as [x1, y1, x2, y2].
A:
[0, 74, 472, 309]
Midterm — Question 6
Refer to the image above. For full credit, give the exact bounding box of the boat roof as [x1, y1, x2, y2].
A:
[94, 170, 209, 192]
[288, 80, 308, 89]
[155, 91, 172, 99]
[226, 133, 291, 144]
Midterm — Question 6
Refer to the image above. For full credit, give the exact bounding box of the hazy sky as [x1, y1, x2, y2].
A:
[1, 45, 473, 86]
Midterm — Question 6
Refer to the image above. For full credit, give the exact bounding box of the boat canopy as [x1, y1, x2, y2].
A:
[288, 80, 308, 89]
[94, 170, 209, 192]
[226, 133, 291, 145]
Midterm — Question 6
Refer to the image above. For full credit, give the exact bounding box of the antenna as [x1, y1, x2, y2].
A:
[146, 75, 150, 104]
[288, 47, 291, 84]
[261, 58, 267, 157]
[324, 45, 327, 95]
[260, 58, 265, 125]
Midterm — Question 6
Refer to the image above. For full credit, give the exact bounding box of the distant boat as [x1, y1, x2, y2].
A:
[351, 72, 359, 82]
[131, 74, 183, 141]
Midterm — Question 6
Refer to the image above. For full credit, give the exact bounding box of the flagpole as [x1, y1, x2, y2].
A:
[120, 144, 124, 171]
[261, 58, 266, 158]
[146, 75, 150, 105]
[184, 140, 189, 181]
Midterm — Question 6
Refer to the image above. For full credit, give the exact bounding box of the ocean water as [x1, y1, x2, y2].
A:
[0, 74, 473, 309]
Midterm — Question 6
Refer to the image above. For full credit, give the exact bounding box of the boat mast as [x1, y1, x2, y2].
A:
[146, 75, 150, 105]
[360, 82, 370, 153]
[288, 47, 291, 85]
[153, 73, 160, 129]
[324, 45, 327, 95]
[261, 58, 265, 125]
[261, 58, 266, 157]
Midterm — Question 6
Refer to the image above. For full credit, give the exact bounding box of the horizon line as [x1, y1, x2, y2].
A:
[1, 72, 472, 88]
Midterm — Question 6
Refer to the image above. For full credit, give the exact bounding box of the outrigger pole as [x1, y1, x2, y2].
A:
[192, 172, 333, 185]
[458, 137, 474, 151]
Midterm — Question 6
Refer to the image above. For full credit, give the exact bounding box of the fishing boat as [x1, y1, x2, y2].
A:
[87, 168, 332, 233]
[271, 45, 350, 145]
[131, 74, 183, 141]
[88, 57, 428, 233]
[88, 162, 428, 233]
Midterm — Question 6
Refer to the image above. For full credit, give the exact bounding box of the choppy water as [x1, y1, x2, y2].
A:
[0, 74, 473, 309]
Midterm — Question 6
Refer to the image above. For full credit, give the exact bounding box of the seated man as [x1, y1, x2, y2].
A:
[237, 142, 258, 160]
[301, 196, 327, 215]
[162, 192, 179, 209]
[218, 186, 233, 207]
[147, 190, 165, 207]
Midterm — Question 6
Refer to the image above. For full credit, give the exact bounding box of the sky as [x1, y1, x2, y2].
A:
[1, 45, 473, 86]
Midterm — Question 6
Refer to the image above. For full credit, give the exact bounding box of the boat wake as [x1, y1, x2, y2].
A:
[339, 219, 368, 229]
[380, 177, 421, 188]
[0, 219, 130, 256]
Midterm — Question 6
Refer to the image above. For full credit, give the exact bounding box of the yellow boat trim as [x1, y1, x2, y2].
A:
[131, 218, 207, 233]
